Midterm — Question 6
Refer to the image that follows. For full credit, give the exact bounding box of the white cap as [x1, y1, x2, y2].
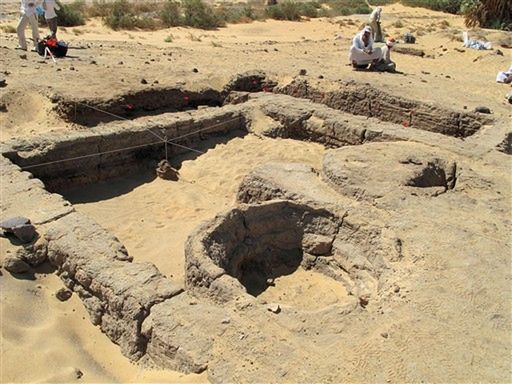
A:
[363, 26, 372, 34]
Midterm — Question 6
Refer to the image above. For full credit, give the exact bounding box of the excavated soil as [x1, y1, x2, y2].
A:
[1, 3, 511, 383]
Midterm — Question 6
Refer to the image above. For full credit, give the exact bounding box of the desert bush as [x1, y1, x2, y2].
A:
[103, 0, 158, 30]
[300, 2, 320, 18]
[161, 0, 182, 27]
[266, 1, 302, 21]
[215, 4, 263, 24]
[400, 0, 463, 14]
[182, 0, 224, 29]
[55, 0, 86, 27]
[87, 0, 113, 17]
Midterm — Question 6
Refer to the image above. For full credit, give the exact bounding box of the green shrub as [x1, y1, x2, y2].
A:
[103, 0, 158, 30]
[161, 0, 182, 27]
[299, 2, 319, 18]
[400, 0, 463, 14]
[266, 1, 302, 21]
[87, 0, 113, 17]
[327, 0, 371, 16]
[182, 0, 224, 29]
[56, 0, 86, 27]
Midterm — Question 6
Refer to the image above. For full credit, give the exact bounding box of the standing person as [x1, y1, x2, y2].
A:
[42, 0, 60, 38]
[348, 26, 382, 69]
[368, 5, 383, 43]
[16, 0, 40, 51]
[374, 38, 397, 72]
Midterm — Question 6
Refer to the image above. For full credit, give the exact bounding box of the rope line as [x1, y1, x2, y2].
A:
[22, 140, 163, 169]
[20, 103, 242, 170]
[76, 102, 167, 143]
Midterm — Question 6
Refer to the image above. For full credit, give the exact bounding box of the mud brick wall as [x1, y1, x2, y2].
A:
[1, 106, 246, 192]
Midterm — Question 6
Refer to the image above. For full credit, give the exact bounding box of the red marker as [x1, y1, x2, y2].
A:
[403, 121, 409, 128]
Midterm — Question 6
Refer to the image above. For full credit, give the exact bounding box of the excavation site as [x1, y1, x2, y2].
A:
[1, 68, 510, 383]
[1, 1, 511, 378]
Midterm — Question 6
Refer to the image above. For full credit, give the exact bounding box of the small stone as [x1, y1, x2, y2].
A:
[221, 317, 231, 324]
[74, 368, 83, 379]
[192, 68, 198, 73]
[381, 332, 389, 338]
[318, 75, 324, 79]
[4, 256, 30, 274]
[140, 78, 148, 84]
[118, 61, 124, 65]
[0, 77, 6, 88]
[463, 105, 467, 110]
[90, 60, 97, 65]
[0, 217, 30, 230]
[359, 296, 369, 308]
[153, 80, 159, 84]
[266, 278, 275, 287]
[19, 54, 27, 60]
[496, 49, 503, 56]
[474, 106, 491, 114]
[267, 304, 281, 314]
[144, 61, 150, 64]
[56, 288, 73, 301]
[156, 160, 179, 181]
[12, 224, 37, 243]
[445, 75, 451, 79]
[393, 285, 400, 293]
[299, 69, 307, 76]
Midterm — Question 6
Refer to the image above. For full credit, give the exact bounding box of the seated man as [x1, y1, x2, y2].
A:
[349, 26, 382, 69]
[373, 38, 397, 72]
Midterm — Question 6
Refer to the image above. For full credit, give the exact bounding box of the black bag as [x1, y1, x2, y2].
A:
[37, 37, 68, 58]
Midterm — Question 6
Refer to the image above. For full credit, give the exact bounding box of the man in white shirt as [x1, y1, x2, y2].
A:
[348, 26, 382, 69]
[43, 0, 60, 38]
[374, 38, 397, 72]
[16, 0, 40, 51]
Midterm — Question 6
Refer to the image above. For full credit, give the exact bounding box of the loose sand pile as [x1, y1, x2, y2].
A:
[1, 2, 511, 383]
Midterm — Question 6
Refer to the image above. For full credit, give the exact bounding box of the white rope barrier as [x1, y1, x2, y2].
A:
[20, 102, 242, 170]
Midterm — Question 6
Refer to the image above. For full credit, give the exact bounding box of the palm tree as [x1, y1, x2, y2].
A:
[463, 0, 512, 30]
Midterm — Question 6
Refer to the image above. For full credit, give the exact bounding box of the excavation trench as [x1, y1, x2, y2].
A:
[0, 82, 480, 377]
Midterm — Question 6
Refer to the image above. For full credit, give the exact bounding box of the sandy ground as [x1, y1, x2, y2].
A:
[0, 2, 511, 383]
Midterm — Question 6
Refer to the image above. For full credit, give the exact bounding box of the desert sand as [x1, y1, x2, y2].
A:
[1, 1, 511, 383]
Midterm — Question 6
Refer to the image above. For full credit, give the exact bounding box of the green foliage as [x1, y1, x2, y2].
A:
[55, 0, 86, 27]
[161, 0, 182, 27]
[461, 0, 512, 30]
[266, 1, 322, 21]
[400, 0, 463, 14]
[103, 0, 158, 30]
[215, 4, 263, 24]
[182, 0, 224, 29]
[87, 0, 113, 17]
